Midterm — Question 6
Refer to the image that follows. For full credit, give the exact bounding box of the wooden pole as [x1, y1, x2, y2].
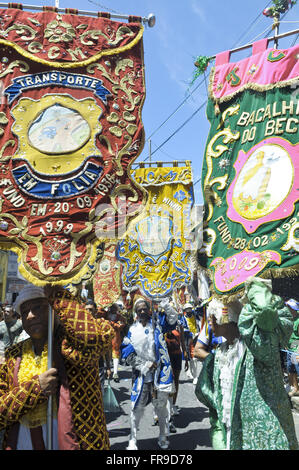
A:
[0, 251, 8, 303]
[46, 305, 54, 450]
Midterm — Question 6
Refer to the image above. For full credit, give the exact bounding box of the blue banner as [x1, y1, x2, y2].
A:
[5, 71, 111, 104]
[12, 160, 103, 199]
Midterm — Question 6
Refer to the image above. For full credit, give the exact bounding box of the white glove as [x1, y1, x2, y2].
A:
[160, 298, 177, 325]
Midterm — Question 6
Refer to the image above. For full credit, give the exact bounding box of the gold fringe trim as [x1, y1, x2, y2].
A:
[0, 26, 144, 69]
[208, 65, 299, 104]
[197, 263, 299, 304]
[0, 237, 104, 286]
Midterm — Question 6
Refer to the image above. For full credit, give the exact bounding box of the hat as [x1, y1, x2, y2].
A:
[14, 285, 47, 314]
[207, 298, 242, 325]
[286, 299, 299, 311]
[183, 303, 193, 310]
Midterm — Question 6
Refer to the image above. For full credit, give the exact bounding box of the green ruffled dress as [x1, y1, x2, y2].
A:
[195, 278, 299, 450]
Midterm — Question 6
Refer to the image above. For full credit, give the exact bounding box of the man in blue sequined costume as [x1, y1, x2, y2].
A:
[121, 297, 177, 450]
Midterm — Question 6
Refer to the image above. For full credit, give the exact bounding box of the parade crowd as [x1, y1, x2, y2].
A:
[0, 277, 298, 450]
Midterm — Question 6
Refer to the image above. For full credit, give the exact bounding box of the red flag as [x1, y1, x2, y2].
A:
[0, 6, 146, 285]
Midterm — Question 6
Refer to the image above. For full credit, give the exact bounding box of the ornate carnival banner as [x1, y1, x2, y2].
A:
[117, 163, 194, 299]
[198, 39, 299, 300]
[0, 5, 146, 285]
[93, 242, 121, 307]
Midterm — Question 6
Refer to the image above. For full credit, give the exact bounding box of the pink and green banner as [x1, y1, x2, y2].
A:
[198, 40, 299, 300]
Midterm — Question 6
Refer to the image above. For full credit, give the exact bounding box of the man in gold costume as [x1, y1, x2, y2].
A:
[0, 284, 115, 450]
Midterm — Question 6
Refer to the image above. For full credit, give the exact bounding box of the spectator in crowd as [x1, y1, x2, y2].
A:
[121, 297, 177, 450]
[105, 303, 126, 382]
[165, 325, 188, 420]
[182, 303, 199, 384]
[193, 308, 224, 362]
[0, 303, 24, 363]
[195, 277, 298, 450]
[0, 284, 115, 450]
[285, 298, 299, 397]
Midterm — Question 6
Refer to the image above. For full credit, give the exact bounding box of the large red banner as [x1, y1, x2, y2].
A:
[0, 5, 146, 285]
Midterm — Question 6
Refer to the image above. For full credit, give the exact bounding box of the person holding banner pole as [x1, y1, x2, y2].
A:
[0, 284, 115, 450]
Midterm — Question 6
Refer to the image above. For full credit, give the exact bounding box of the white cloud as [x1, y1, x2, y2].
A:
[191, 1, 206, 22]
[153, 16, 188, 91]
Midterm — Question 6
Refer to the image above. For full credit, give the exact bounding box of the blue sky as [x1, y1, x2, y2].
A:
[19, 0, 299, 204]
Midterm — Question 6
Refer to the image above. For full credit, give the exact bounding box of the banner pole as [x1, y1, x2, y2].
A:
[273, 13, 280, 49]
[0, 3, 156, 26]
[193, 28, 299, 65]
[46, 305, 54, 450]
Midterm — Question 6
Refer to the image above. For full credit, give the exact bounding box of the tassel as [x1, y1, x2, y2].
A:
[214, 100, 220, 115]
[190, 56, 211, 85]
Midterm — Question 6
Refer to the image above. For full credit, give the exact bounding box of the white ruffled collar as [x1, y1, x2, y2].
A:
[217, 338, 245, 449]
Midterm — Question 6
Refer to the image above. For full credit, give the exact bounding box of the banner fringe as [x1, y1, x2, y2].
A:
[198, 264, 299, 304]
[0, 239, 104, 286]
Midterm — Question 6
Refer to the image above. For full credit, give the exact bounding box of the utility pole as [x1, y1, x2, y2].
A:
[149, 139, 152, 164]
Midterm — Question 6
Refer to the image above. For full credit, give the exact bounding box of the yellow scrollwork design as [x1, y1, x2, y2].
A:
[5, 23, 37, 41]
[0, 60, 29, 79]
[0, 198, 51, 275]
[115, 58, 134, 76]
[217, 104, 240, 130]
[44, 17, 76, 43]
[58, 224, 92, 274]
[281, 222, 299, 252]
[0, 112, 14, 162]
[204, 124, 240, 221]
[199, 227, 217, 258]
[86, 62, 118, 84]
[80, 25, 134, 47]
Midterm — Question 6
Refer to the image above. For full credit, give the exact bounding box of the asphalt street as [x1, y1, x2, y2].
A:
[104, 361, 299, 452]
[106, 362, 212, 451]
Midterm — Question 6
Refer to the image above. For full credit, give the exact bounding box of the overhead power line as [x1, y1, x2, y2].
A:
[146, 76, 207, 141]
[144, 1, 273, 152]
[144, 3, 296, 169]
[149, 101, 207, 159]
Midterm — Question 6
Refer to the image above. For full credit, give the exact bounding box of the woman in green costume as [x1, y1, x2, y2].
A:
[195, 277, 298, 450]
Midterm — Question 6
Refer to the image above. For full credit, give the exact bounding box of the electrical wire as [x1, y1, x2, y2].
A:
[150, 100, 207, 159]
[192, 8, 295, 189]
[143, 4, 297, 180]
[146, 75, 206, 141]
[231, 0, 273, 48]
[291, 32, 299, 45]
[142, 1, 276, 165]
[87, 0, 122, 14]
